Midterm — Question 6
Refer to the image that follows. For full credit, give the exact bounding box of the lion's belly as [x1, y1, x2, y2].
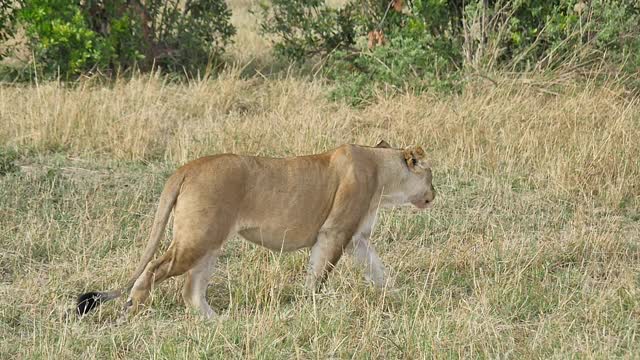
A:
[238, 226, 318, 251]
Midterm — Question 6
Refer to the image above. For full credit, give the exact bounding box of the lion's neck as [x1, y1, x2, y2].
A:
[372, 150, 412, 208]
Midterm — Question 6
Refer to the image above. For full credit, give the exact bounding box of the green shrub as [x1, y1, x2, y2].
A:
[491, 0, 640, 70]
[18, 0, 111, 76]
[259, 0, 640, 103]
[143, 0, 236, 73]
[10, 0, 235, 78]
[257, 0, 358, 60]
[0, 1, 21, 57]
[327, 28, 462, 105]
[259, 0, 464, 103]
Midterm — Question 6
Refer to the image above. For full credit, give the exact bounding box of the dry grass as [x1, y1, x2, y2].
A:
[1, 1, 639, 358]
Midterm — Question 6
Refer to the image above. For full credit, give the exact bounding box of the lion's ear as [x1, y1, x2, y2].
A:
[403, 146, 427, 171]
[375, 140, 392, 148]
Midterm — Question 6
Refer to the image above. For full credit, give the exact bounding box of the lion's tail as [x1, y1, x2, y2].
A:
[76, 170, 186, 316]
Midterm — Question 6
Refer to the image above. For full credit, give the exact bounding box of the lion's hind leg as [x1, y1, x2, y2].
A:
[124, 211, 232, 318]
[124, 244, 198, 315]
[182, 250, 219, 319]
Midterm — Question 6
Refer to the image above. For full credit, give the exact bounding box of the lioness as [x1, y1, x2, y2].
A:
[77, 141, 435, 318]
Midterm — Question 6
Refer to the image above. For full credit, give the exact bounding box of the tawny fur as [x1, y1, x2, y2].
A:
[77, 141, 436, 318]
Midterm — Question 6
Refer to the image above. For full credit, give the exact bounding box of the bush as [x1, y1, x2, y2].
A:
[478, 0, 640, 71]
[259, 0, 640, 104]
[141, 0, 236, 72]
[327, 29, 462, 105]
[0, 1, 21, 60]
[18, 0, 112, 76]
[257, 0, 358, 60]
[0, 1, 20, 44]
[258, 0, 464, 103]
[6, 0, 235, 78]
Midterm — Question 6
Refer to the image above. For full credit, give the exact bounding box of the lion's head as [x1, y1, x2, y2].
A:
[375, 140, 436, 209]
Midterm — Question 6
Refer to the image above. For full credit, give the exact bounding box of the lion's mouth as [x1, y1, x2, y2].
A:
[412, 199, 432, 209]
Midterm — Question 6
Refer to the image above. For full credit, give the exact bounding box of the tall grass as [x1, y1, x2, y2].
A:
[0, 0, 639, 358]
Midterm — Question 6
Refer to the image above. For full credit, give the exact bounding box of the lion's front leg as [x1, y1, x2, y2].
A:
[304, 230, 349, 292]
[348, 234, 389, 288]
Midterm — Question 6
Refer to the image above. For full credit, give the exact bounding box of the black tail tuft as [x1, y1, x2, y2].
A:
[76, 291, 103, 316]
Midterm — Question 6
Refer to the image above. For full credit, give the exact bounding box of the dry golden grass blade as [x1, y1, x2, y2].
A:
[1, 0, 639, 358]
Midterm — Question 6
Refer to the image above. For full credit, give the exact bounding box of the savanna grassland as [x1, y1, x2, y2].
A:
[1, 1, 640, 358]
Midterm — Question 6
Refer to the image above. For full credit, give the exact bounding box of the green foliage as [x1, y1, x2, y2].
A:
[18, 0, 110, 76]
[257, 0, 358, 60]
[8, 0, 235, 78]
[327, 30, 462, 105]
[259, 0, 640, 104]
[0, 0, 23, 63]
[143, 0, 236, 72]
[0, 0, 21, 44]
[259, 0, 465, 103]
[499, 0, 640, 70]
[584, 0, 640, 71]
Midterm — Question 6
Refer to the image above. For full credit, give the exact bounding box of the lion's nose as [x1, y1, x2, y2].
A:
[427, 188, 436, 202]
